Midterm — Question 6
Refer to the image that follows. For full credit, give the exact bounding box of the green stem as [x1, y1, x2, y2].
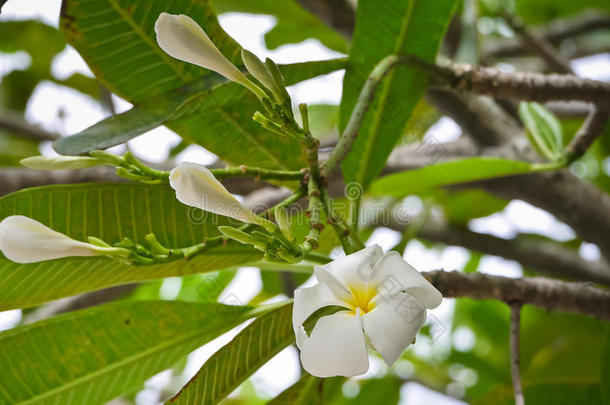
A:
[123, 152, 170, 181]
[210, 166, 303, 181]
[321, 54, 406, 177]
[301, 174, 324, 254]
[320, 187, 364, 254]
[304, 251, 332, 264]
[274, 188, 306, 209]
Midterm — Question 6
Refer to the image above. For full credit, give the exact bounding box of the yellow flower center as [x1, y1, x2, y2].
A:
[345, 284, 377, 314]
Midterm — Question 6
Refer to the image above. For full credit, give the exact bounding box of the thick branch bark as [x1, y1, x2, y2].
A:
[429, 62, 610, 109]
[424, 270, 610, 320]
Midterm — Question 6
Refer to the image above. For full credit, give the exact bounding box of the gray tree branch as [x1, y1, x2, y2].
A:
[424, 270, 610, 320]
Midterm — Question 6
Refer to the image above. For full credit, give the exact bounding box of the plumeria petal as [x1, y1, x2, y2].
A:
[299, 311, 369, 378]
[313, 244, 383, 301]
[292, 283, 347, 340]
[169, 162, 262, 225]
[372, 251, 443, 309]
[154, 13, 264, 98]
[0, 216, 115, 263]
[362, 292, 426, 365]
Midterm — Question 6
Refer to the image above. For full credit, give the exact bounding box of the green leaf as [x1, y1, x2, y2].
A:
[59, 0, 345, 168]
[54, 59, 345, 168]
[0, 20, 65, 75]
[0, 300, 253, 405]
[60, 0, 240, 104]
[170, 302, 294, 404]
[267, 374, 322, 405]
[339, 0, 458, 189]
[0, 183, 261, 310]
[519, 102, 564, 161]
[369, 157, 546, 197]
[210, 0, 348, 53]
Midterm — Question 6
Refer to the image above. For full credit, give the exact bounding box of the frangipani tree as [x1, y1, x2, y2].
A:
[0, 0, 609, 404]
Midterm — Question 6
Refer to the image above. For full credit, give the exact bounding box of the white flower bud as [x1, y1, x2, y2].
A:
[0, 216, 128, 263]
[169, 162, 267, 227]
[154, 13, 266, 99]
[21, 155, 105, 170]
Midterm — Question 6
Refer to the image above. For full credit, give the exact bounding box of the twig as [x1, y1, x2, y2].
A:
[0, 108, 60, 141]
[425, 270, 610, 320]
[509, 302, 525, 405]
[565, 107, 609, 162]
[484, 12, 610, 59]
[503, 13, 573, 74]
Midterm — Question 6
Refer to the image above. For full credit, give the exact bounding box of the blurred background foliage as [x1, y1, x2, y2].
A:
[0, 0, 609, 403]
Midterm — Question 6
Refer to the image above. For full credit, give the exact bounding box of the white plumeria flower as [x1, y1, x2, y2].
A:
[0, 216, 127, 263]
[169, 162, 273, 230]
[293, 245, 442, 378]
[154, 12, 266, 99]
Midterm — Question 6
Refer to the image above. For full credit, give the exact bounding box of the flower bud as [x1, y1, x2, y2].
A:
[241, 49, 283, 102]
[20, 155, 105, 170]
[154, 13, 266, 99]
[0, 216, 128, 263]
[218, 226, 267, 252]
[169, 162, 269, 228]
[274, 206, 295, 242]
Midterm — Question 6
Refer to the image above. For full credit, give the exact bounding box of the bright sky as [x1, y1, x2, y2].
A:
[0, 0, 608, 403]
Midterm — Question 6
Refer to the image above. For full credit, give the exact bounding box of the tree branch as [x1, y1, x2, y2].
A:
[0, 108, 60, 141]
[423, 60, 610, 108]
[483, 12, 610, 60]
[424, 270, 610, 320]
[407, 219, 610, 286]
[566, 107, 609, 161]
[509, 302, 525, 405]
[503, 13, 573, 74]
[426, 90, 518, 146]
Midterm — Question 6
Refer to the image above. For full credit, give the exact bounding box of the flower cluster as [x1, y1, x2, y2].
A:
[0, 12, 443, 379]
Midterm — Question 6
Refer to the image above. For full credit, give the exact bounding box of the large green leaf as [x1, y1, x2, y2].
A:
[369, 157, 543, 197]
[210, 0, 348, 53]
[0, 300, 253, 405]
[338, 0, 458, 189]
[59, 0, 345, 169]
[170, 302, 294, 404]
[60, 0, 239, 104]
[0, 183, 261, 310]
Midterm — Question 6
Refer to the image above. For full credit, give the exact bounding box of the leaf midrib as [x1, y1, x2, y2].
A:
[355, 0, 416, 185]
